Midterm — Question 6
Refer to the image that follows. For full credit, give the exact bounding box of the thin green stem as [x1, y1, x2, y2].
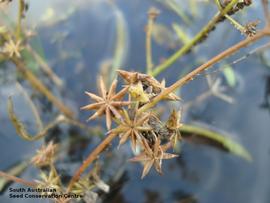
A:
[146, 16, 154, 74]
[146, 8, 159, 74]
[8, 97, 66, 141]
[214, 0, 222, 10]
[16, 0, 23, 40]
[215, 0, 246, 33]
[16, 82, 43, 130]
[180, 124, 252, 161]
[225, 14, 245, 32]
[151, 0, 240, 77]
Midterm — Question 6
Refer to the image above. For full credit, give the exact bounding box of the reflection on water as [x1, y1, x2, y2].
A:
[1, 0, 270, 203]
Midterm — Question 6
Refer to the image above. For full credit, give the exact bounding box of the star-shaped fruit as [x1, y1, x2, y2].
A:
[81, 77, 130, 130]
[31, 141, 58, 167]
[129, 138, 178, 178]
[3, 39, 23, 58]
[35, 166, 61, 195]
[166, 109, 182, 149]
[108, 103, 152, 151]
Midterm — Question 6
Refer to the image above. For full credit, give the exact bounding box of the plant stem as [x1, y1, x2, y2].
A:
[67, 132, 118, 192]
[0, 171, 37, 187]
[8, 97, 66, 141]
[146, 8, 159, 74]
[16, 0, 23, 40]
[26, 44, 64, 88]
[67, 22, 270, 194]
[262, 0, 270, 25]
[11, 57, 74, 118]
[225, 14, 245, 32]
[180, 124, 252, 161]
[214, 0, 222, 10]
[139, 29, 270, 114]
[16, 82, 43, 130]
[146, 15, 154, 74]
[151, 0, 240, 76]
[214, 0, 245, 32]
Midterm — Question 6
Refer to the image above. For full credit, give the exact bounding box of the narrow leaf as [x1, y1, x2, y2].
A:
[180, 124, 252, 161]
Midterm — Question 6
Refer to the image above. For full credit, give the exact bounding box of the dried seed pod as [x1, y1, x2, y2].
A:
[166, 110, 182, 149]
[148, 7, 160, 20]
[243, 20, 259, 37]
[147, 114, 171, 141]
[31, 141, 58, 167]
[166, 109, 182, 130]
[129, 138, 178, 178]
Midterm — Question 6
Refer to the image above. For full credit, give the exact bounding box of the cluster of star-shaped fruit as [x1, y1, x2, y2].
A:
[81, 70, 182, 178]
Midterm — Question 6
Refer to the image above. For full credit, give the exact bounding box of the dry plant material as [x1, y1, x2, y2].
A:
[81, 77, 130, 130]
[8, 97, 66, 141]
[243, 20, 260, 37]
[129, 138, 178, 178]
[31, 141, 59, 167]
[35, 166, 61, 195]
[166, 109, 183, 149]
[109, 103, 152, 151]
[117, 70, 180, 101]
[2, 38, 22, 58]
[0, 0, 12, 4]
[1, 1, 269, 202]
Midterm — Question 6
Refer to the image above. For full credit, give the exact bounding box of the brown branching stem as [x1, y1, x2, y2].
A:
[0, 171, 37, 188]
[262, 0, 270, 25]
[11, 57, 74, 118]
[67, 0, 270, 191]
[138, 28, 270, 114]
[26, 44, 64, 88]
[68, 28, 270, 192]
[67, 132, 118, 192]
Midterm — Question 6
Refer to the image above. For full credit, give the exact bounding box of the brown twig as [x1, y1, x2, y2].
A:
[67, 0, 270, 191]
[262, 0, 270, 25]
[0, 171, 37, 188]
[67, 132, 118, 192]
[139, 28, 270, 114]
[26, 44, 64, 88]
[11, 57, 74, 118]
[67, 23, 270, 193]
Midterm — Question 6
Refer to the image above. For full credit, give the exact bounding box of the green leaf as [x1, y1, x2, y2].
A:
[180, 124, 252, 161]
[222, 64, 237, 88]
